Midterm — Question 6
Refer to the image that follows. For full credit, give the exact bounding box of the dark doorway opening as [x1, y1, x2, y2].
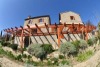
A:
[24, 36, 32, 48]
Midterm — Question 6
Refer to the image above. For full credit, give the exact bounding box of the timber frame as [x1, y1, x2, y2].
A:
[4, 23, 96, 48]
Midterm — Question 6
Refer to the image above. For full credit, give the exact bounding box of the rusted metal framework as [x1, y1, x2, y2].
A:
[4, 23, 96, 48]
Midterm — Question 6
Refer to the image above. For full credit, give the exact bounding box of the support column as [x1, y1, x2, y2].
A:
[57, 27, 61, 47]
[85, 28, 88, 41]
[85, 32, 88, 41]
[29, 28, 31, 45]
[21, 30, 24, 48]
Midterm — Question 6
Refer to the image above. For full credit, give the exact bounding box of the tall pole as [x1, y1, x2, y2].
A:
[20, 27, 24, 48]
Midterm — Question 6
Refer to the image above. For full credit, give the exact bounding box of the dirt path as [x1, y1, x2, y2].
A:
[0, 57, 24, 67]
[74, 49, 100, 67]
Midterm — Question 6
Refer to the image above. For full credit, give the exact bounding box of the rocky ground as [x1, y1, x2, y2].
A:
[74, 50, 100, 67]
[1, 41, 100, 67]
[73, 40, 100, 67]
[1, 49, 100, 67]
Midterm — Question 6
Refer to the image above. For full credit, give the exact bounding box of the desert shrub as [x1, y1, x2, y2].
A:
[72, 40, 80, 52]
[0, 40, 5, 45]
[51, 58, 59, 65]
[26, 59, 38, 66]
[97, 33, 100, 42]
[22, 47, 27, 51]
[22, 54, 27, 58]
[1, 42, 10, 46]
[79, 39, 88, 50]
[77, 50, 93, 62]
[0, 46, 6, 55]
[59, 42, 76, 56]
[41, 44, 54, 54]
[15, 54, 23, 61]
[59, 55, 65, 59]
[60, 60, 70, 65]
[87, 39, 93, 46]
[87, 37, 97, 46]
[27, 44, 45, 61]
[0, 40, 11, 46]
[72, 40, 80, 48]
[10, 44, 18, 51]
[92, 37, 97, 44]
[7, 51, 15, 59]
[27, 55, 32, 59]
[47, 60, 52, 66]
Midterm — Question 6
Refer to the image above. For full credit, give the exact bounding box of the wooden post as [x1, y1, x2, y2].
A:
[57, 27, 61, 47]
[78, 23, 81, 32]
[27, 25, 31, 45]
[85, 27, 88, 41]
[82, 25, 85, 40]
[60, 26, 64, 39]
[20, 28, 24, 48]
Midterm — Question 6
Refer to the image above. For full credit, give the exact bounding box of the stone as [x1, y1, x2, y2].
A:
[47, 51, 60, 59]
[23, 51, 30, 56]
[32, 56, 40, 62]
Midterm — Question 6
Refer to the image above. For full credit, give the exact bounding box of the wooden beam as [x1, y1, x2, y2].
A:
[27, 25, 38, 44]
[44, 23, 58, 46]
[35, 24, 51, 44]
[20, 26, 24, 48]
[57, 27, 61, 47]
[55, 23, 63, 43]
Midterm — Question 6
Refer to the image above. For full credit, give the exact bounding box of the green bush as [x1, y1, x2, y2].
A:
[87, 39, 93, 46]
[60, 60, 70, 65]
[27, 55, 32, 59]
[22, 47, 27, 51]
[27, 44, 45, 61]
[47, 60, 53, 66]
[72, 40, 80, 52]
[2, 42, 10, 46]
[79, 39, 88, 50]
[7, 51, 15, 59]
[0, 40, 11, 46]
[15, 54, 23, 61]
[0, 40, 4, 45]
[10, 44, 18, 51]
[92, 37, 97, 42]
[59, 55, 65, 59]
[51, 58, 59, 65]
[59, 42, 76, 56]
[41, 44, 54, 54]
[87, 36, 97, 46]
[72, 40, 80, 48]
[22, 54, 27, 58]
[26, 59, 38, 66]
[77, 50, 93, 62]
[0, 46, 6, 55]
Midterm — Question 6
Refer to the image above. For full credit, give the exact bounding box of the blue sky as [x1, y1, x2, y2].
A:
[0, 0, 100, 32]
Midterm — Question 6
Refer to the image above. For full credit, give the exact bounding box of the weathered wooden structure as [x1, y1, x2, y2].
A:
[4, 23, 96, 48]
